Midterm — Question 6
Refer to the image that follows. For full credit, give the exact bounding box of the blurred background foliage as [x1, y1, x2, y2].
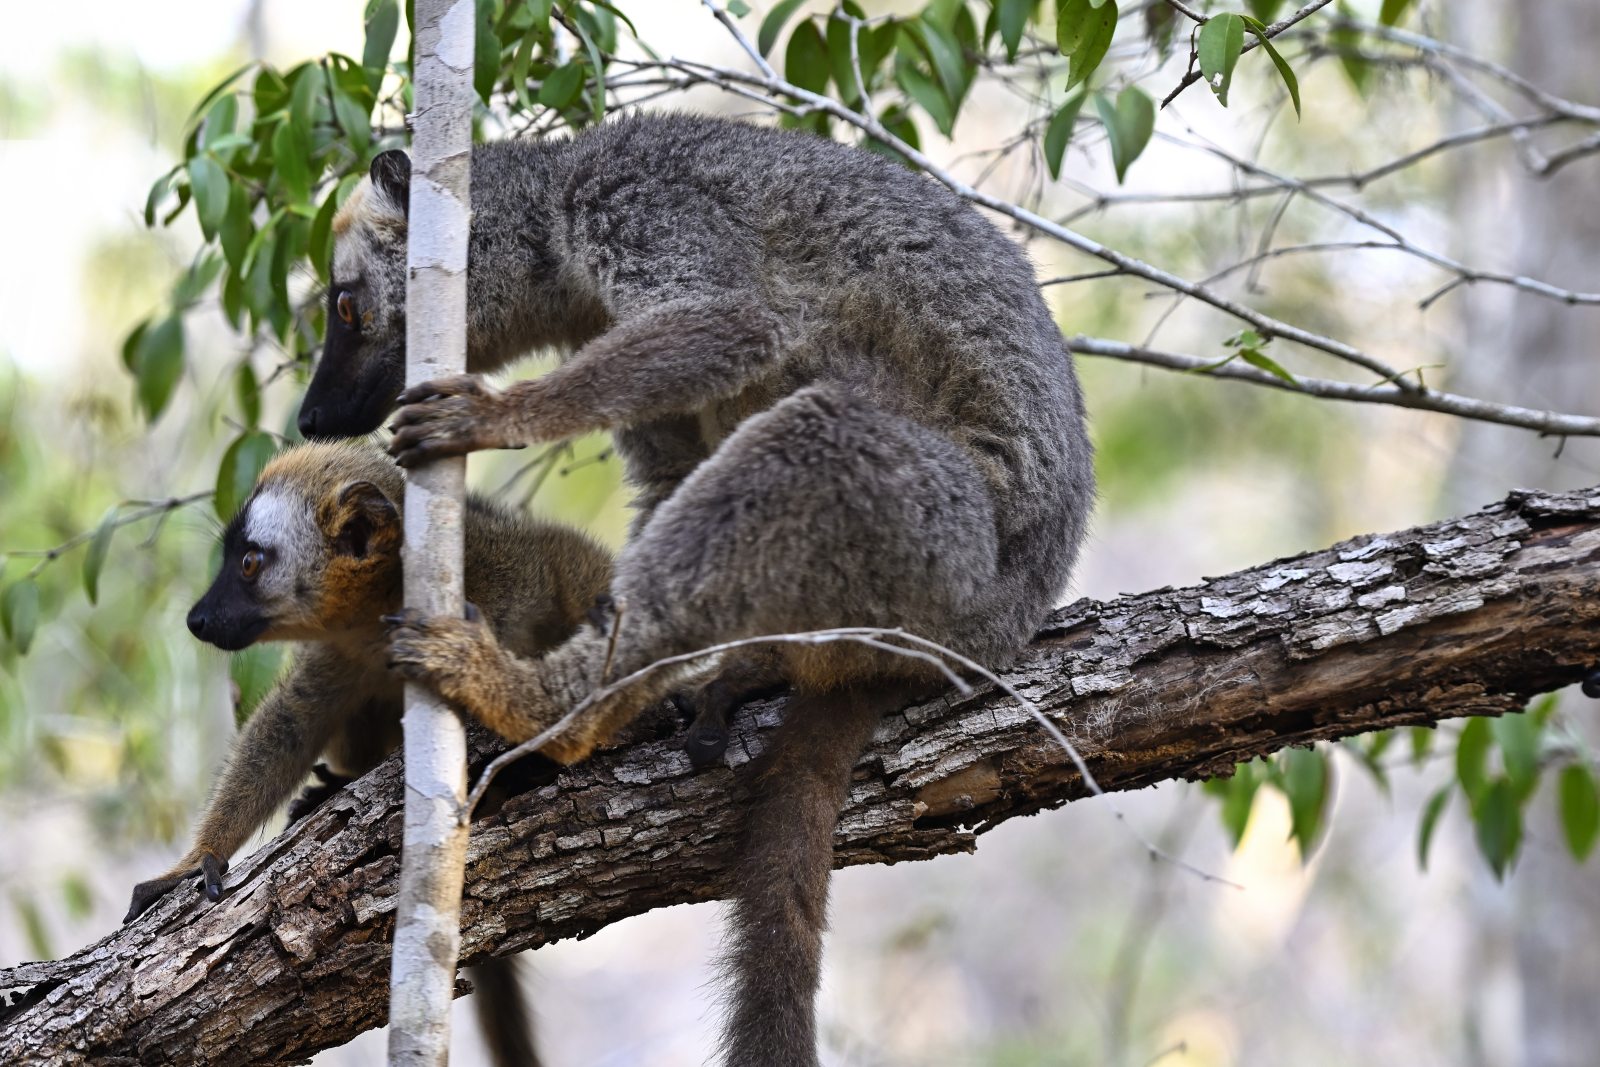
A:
[4, 0, 1600, 1064]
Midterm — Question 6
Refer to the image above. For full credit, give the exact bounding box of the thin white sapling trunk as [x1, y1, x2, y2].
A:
[388, 0, 475, 1063]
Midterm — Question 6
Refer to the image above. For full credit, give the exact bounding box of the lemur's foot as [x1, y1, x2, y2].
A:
[387, 375, 522, 468]
[124, 851, 229, 922]
[684, 718, 730, 767]
[287, 764, 354, 823]
[124, 874, 185, 923]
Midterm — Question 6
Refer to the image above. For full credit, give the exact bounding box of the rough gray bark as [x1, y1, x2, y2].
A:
[5, 485, 1600, 1065]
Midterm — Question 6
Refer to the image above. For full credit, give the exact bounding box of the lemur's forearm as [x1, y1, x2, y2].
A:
[173, 678, 342, 873]
[507, 296, 785, 439]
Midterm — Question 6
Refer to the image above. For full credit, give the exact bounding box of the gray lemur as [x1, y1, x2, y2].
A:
[123, 441, 617, 1067]
[301, 114, 1095, 1067]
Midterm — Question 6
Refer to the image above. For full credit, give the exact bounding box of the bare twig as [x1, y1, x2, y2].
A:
[1067, 335, 1600, 436]
[3, 492, 214, 580]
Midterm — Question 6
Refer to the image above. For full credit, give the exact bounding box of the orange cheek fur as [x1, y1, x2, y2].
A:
[317, 555, 402, 627]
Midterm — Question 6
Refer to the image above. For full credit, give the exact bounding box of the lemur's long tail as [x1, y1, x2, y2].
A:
[474, 956, 542, 1067]
[718, 682, 918, 1067]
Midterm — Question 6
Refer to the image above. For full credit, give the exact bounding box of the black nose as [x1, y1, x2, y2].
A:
[298, 405, 319, 439]
[187, 610, 207, 639]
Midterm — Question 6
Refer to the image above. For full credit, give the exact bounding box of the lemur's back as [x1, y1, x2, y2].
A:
[479, 116, 1093, 640]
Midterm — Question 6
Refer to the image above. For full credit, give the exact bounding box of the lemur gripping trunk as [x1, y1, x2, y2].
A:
[313, 115, 1096, 1066]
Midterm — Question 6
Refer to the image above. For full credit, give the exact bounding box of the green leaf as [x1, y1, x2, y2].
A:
[1491, 711, 1540, 801]
[1561, 763, 1600, 861]
[910, 18, 969, 108]
[827, 8, 881, 106]
[475, 0, 499, 105]
[1239, 15, 1301, 118]
[1066, 0, 1116, 91]
[254, 64, 290, 117]
[188, 154, 230, 241]
[172, 250, 225, 309]
[231, 645, 285, 726]
[82, 507, 118, 605]
[219, 179, 254, 273]
[1410, 724, 1434, 765]
[202, 94, 238, 151]
[511, 23, 541, 112]
[539, 60, 587, 108]
[759, 0, 809, 57]
[1, 579, 40, 656]
[1198, 12, 1246, 107]
[998, 0, 1033, 62]
[1417, 785, 1450, 870]
[785, 19, 832, 95]
[864, 103, 921, 166]
[272, 120, 311, 205]
[1331, 22, 1372, 96]
[894, 50, 955, 137]
[1206, 758, 1262, 848]
[288, 62, 320, 147]
[1279, 746, 1329, 861]
[1043, 90, 1086, 180]
[1379, 0, 1414, 26]
[136, 314, 186, 422]
[569, 11, 607, 122]
[1247, 0, 1285, 21]
[236, 362, 262, 428]
[309, 174, 360, 284]
[1240, 348, 1297, 384]
[1094, 86, 1154, 184]
[1056, 0, 1091, 54]
[1474, 777, 1522, 880]
[185, 63, 254, 130]
[143, 167, 179, 228]
[215, 431, 280, 522]
[121, 319, 149, 373]
[1456, 717, 1491, 805]
[727, 0, 751, 16]
[364, 0, 401, 92]
[330, 79, 371, 156]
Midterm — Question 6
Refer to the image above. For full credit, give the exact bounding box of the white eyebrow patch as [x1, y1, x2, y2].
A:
[244, 491, 311, 549]
[242, 490, 321, 601]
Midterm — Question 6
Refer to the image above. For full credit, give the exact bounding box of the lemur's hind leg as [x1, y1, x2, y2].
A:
[285, 764, 353, 824]
[389, 381, 1000, 763]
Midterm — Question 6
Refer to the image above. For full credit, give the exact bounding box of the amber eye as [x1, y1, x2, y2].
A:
[337, 291, 354, 324]
[241, 550, 264, 580]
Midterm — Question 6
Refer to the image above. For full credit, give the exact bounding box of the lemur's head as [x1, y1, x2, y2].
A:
[187, 443, 406, 650]
[298, 151, 411, 441]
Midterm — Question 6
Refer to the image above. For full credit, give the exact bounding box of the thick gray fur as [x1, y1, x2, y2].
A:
[327, 114, 1095, 1067]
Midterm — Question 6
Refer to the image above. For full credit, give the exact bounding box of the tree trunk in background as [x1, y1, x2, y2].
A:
[1449, 2, 1600, 1064]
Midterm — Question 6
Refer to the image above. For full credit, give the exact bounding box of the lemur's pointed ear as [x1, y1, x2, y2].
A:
[327, 480, 399, 559]
[369, 150, 411, 216]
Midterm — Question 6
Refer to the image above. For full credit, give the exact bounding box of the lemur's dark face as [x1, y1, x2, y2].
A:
[188, 462, 404, 651]
[187, 502, 284, 651]
[299, 151, 411, 441]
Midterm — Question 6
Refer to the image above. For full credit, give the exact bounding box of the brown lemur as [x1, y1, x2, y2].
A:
[301, 114, 1096, 1067]
[121, 441, 615, 1067]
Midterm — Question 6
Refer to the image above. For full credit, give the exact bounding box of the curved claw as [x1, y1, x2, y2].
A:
[200, 852, 229, 903]
[396, 375, 485, 408]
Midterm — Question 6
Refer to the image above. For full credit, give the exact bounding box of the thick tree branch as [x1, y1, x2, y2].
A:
[8, 487, 1600, 1064]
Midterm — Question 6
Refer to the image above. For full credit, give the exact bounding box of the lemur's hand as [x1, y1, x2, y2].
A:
[387, 375, 523, 468]
[384, 605, 506, 714]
